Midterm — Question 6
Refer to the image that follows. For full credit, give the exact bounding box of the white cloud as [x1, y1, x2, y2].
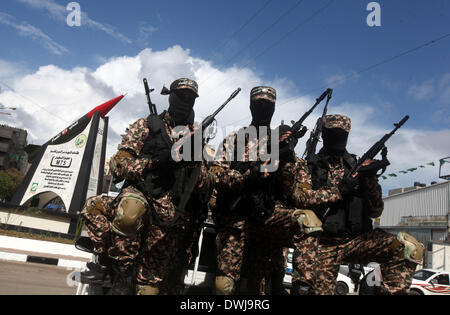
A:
[138, 22, 158, 47]
[407, 74, 450, 126]
[325, 72, 360, 88]
[0, 59, 29, 84]
[0, 46, 448, 195]
[0, 12, 68, 55]
[16, 0, 132, 44]
[439, 73, 450, 102]
[407, 80, 434, 100]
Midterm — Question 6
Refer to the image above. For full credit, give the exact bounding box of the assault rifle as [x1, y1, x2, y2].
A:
[323, 115, 410, 219]
[201, 88, 241, 132]
[349, 115, 410, 179]
[282, 88, 333, 152]
[303, 89, 333, 160]
[143, 78, 157, 115]
[173, 88, 241, 161]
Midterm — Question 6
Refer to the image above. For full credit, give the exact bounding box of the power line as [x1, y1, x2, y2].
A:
[200, 0, 305, 86]
[204, 0, 274, 63]
[222, 31, 450, 127]
[307, 32, 450, 96]
[0, 80, 119, 150]
[0, 81, 70, 124]
[202, 0, 335, 100]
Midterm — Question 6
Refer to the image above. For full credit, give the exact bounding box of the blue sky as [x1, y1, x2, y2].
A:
[0, 0, 449, 192]
[1, 0, 449, 127]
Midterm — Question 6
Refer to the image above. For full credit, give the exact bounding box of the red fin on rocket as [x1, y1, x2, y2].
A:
[48, 95, 125, 146]
[87, 95, 125, 119]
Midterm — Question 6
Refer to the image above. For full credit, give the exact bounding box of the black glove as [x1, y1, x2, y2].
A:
[278, 125, 306, 163]
[338, 176, 359, 198]
[152, 148, 172, 167]
[358, 159, 390, 177]
[278, 125, 307, 147]
[245, 163, 263, 185]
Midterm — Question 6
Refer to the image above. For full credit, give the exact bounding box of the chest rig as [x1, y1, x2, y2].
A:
[307, 151, 373, 236]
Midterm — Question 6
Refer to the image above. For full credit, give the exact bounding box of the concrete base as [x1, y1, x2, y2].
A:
[0, 235, 91, 269]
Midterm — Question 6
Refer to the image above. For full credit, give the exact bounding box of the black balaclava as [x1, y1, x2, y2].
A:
[168, 89, 196, 126]
[250, 99, 275, 128]
[162, 78, 199, 126]
[249, 86, 277, 128]
[321, 127, 349, 156]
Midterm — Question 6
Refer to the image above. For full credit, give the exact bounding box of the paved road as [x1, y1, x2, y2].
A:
[0, 260, 77, 295]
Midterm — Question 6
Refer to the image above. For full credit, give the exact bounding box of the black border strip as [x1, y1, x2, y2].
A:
[26, 256, 58, 266]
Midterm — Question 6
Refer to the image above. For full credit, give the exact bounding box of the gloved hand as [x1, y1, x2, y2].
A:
[358, 159, 390, 177]
[278, 125, 307, 148]
[338, 176, 359, 198]
[244, 163, 263, 185]
[278, 125, 306, 163]
[151, 148, 172, 168]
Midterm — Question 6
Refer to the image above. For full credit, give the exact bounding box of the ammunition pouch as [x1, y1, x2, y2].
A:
[309, 152, 373, 236]
[215, 276, 236, 295]
[321, 196, 372, 236]
[137, 285, 160, 295]
[390, 232, 424, 264]
[112, 193, 148, 237]
[292, 209, 323, 234]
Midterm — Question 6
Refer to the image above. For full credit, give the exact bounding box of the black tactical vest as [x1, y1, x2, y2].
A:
[130, 112, 204, 227]
[217, 127, 276, 219]
[307, 151, 373, 237]
[132, 111, 175, 199]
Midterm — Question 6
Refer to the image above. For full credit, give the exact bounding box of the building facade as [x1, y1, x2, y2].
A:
[378, 181, 450, 269]
[0, 125, 28, 173]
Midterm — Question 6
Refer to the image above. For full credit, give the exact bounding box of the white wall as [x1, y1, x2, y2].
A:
[0, 208, 71, 234]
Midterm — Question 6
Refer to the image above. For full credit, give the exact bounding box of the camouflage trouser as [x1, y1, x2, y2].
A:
[136, 220, 197, 291]
[242, 241, 287, 294]
[81, 186, 149, 269]
[292, 228, 417, 295]
[216, 203, 297, 287]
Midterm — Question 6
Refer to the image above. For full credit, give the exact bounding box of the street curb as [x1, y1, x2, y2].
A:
[0, 235, 91, 269]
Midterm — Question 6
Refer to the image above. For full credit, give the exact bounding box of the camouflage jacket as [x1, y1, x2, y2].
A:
[278, 155, 384, 219]
[211, 127, 277, 227]
[110, 111, 212, 201]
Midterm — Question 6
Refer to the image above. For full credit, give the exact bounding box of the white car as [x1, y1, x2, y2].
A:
[335, 264, 376, 295]
[410, 269, 450, 295]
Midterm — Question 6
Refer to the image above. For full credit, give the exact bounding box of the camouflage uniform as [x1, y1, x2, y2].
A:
[213, 88, 298, 294]
[81, 191, 145, 267]
[118, 111, 216, 290]
[278, 114, 422, 295]
[82, 112, 175, 270]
